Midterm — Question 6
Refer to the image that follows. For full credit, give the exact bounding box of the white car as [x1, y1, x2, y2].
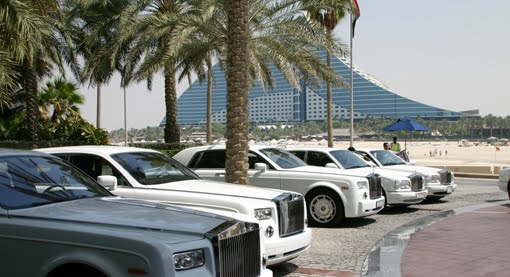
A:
[497, 167, 510, 199]
[353, 148, 457, 199]
[37, 146, 310, 266]
[288, 148, 427, 207]
[0, 149, 270, 277]
[173, 145, 385, 227]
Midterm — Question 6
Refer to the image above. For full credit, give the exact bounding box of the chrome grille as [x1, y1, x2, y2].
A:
[273, 193, 305, 237]
[410, 174, 424, 191]
[207, 221, 261, 277]
[439, 169, 453, 184]
[368, 173, 383, 199]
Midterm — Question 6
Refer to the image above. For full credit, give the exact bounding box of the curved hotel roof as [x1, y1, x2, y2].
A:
[163, 52, 477, 126]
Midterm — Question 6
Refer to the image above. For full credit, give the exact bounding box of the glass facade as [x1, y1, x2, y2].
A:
[162, 52, 475, 126]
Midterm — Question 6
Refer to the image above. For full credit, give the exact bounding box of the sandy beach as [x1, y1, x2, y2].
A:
[283, 140, 510, 168]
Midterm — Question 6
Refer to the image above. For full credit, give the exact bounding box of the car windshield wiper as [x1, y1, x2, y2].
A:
[348, 165, 371, 169]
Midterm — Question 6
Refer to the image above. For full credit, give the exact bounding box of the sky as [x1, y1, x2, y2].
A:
[77, 0, 510, 131]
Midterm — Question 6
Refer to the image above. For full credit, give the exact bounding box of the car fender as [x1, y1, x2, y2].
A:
[305, 180, 350, 207]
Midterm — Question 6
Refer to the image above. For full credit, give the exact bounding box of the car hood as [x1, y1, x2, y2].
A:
[284, 165, 369, 179]
[149, 179, 286, 200]
[9, 197, 228, 236]
[380, 164, 442, 176]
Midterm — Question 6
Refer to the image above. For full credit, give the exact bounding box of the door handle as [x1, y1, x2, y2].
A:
[215, 173, 225, 177]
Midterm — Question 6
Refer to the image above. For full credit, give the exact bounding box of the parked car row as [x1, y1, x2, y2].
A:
[0, 144, 457, 276]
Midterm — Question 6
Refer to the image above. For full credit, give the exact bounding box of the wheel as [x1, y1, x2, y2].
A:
[507, 180, 510, 200]
[306, 188, 344, 227]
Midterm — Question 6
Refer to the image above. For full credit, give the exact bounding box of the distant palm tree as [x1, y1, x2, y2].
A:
[38, 78, 84, 123]
[303, 0, 350, 147]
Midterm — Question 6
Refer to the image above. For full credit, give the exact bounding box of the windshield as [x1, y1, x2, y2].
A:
[369, 150, 407, 166]
[259, 148, 307, 169]
[111, 152, 199, 185]
[330, 150, 371, 169]
[0, 155, 111, 210]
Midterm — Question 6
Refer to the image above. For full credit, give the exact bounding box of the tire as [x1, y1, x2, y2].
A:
[507, 180, 510, 200]
[47, 264, 106, 277]
[306, 188, 344, 227]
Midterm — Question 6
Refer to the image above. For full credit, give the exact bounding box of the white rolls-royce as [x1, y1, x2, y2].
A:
[173, 145, 385, 227]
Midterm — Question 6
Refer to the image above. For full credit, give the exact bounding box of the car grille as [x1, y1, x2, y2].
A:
[409, 174, 424, 191]
[273, 193, 305, 237]
[207, 221, 261, 277]
[439, 169, 453, 184]
[368, 173, 383, 199]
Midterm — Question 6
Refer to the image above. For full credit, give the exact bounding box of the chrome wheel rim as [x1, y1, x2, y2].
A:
[310, 194, 336, 223]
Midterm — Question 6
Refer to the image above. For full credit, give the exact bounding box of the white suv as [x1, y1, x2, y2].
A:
[354, 148, 457, 199]
[288, 148, 427, 207]
[174, 145, 385, 227]
[37, 146, 310, 266]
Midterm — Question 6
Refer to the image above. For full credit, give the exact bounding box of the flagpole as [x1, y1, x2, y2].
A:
[349, 11, 354, 148]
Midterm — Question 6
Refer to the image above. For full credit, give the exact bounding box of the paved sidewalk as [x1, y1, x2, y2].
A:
[362, 200, 510, 277]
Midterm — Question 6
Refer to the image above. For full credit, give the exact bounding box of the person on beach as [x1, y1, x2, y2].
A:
[390, 136, 401, 152]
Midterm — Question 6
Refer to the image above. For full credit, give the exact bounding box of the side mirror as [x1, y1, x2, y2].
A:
[254, 163, 268, 172]
[97, 175, 117, 191]
[325, 163, 339, 169]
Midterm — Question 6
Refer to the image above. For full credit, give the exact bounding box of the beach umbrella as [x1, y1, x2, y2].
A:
[383, 118, 430, 148]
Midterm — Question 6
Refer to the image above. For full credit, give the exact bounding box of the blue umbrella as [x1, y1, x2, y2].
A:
[383, 118, 430, 149]
[383, 118, 430, 132]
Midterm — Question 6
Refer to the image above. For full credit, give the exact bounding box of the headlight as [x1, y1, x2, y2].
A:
[173, 249, 205, 271]
[394, 180, 411, 190]
[430, 174, 440, 183]
[357, 181, 368, 189]
[254, 208, 272, 220]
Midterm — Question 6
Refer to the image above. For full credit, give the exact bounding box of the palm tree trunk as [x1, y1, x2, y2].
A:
[327, 50, 333, 147]
[23, 55, 39, 148]
[206, 56, 213, 143]
[225, 0, 250, 185]
[164, 65, 180, 143]
[97, 80, 102, 128]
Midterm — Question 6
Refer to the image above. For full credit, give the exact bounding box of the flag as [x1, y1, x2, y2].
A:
[351, 0, 361, 37]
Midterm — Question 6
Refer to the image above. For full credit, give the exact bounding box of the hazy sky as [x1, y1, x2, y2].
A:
[78, 0, 510, 131]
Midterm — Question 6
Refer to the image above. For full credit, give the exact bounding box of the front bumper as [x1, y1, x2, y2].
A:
[386, 190, 428, 205]
[426, 182, 457, 197]
[345, 197, 385, 218]
[265, 227, 312, 265]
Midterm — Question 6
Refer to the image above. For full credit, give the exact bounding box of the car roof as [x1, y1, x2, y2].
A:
[181, 144, 276, 152]
[0, 148, 52, 158]
[36, 145, 159, 155]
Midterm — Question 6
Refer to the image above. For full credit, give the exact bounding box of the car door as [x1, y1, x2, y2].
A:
[189, 150, 282, 189]
[63, 153, 136, 198]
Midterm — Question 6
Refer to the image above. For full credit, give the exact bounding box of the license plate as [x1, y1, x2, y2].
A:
[446, 186, 453, 193]
[376, 199, 384, 208]
[416, 191, 427, 198]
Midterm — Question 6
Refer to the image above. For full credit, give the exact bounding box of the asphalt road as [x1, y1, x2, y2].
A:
[269, 178, 508, 277]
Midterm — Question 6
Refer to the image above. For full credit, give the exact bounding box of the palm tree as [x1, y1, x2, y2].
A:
[38, 78, 84, 123]
[225, 0, 251, 184]
[303, 0, 350, 147]
[1, 0, 79, 147]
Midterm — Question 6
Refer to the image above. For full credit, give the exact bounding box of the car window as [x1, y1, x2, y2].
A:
[259, 148, 307, 169]
[111, 152, 198, 185]
[369, 150, 406, 166]
[290, 151, 305, 160]
[190, 150, 226, 169]
[67, 154, 131, 188]
[306, 151, 334, 167]
[330, 150, 371, 169]
[248, 152, 274, 169]
[0, 155, 111, 210]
